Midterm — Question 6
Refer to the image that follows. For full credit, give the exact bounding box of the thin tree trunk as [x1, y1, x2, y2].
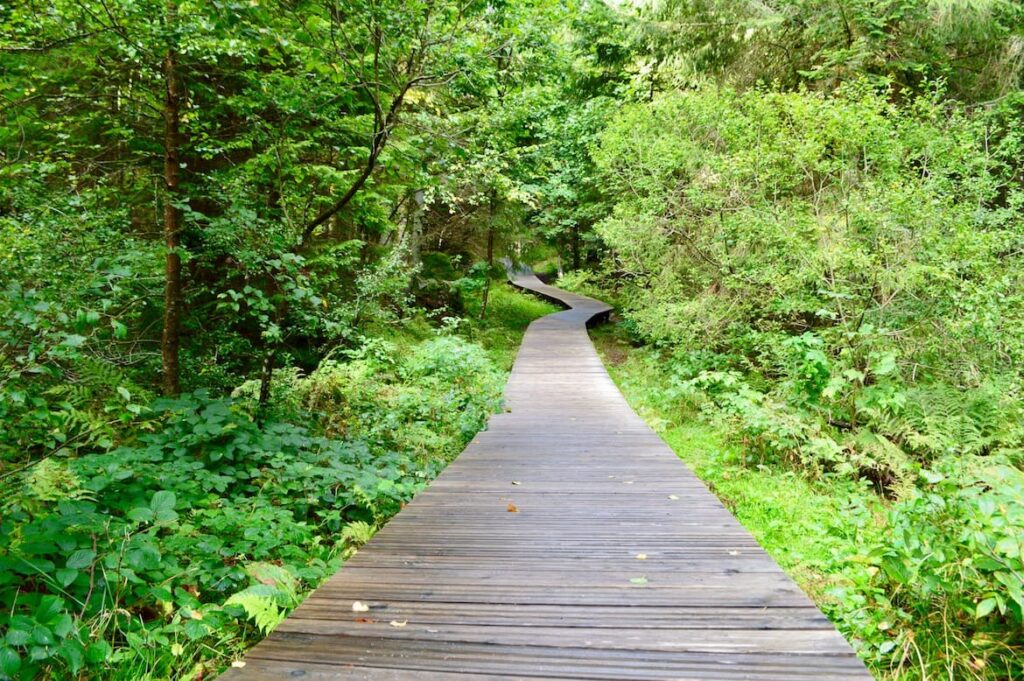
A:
[479, 194, 497, 320]
[408, 188, 424, 265]
[570, 223, 580, 270]
[257, 348, 275, 411]
[161, 2, 183, 396]
[300, 79, 415, 247]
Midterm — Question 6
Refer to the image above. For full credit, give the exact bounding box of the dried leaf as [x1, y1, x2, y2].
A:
[355, 617, 374, 624]
[231, 661, 246, 669]
[390, 620, 408, 628]
[635, 553, 647, 560]
[629, 576, 648, 585]
[727, 550, 740, 556]
[511, 481, 521, 486]
[351, 601, 370, 613]
[507, 503, 518, 513]
[668, 494, 680, 500]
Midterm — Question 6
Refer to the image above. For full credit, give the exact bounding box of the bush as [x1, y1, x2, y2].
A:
[0, 393, 433, 679]
[854, 459, 1024, 679]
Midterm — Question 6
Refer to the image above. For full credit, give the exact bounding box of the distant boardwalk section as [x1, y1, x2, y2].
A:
[222, 274, 873, 680]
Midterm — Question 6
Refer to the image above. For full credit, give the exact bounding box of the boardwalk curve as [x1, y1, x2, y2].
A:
[223, 274, 872, 680]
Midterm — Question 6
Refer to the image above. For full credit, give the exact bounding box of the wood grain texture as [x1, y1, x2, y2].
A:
[220, 274, 873, 680]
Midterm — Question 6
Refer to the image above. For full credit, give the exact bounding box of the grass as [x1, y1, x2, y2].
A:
[461, 283, 560, 370]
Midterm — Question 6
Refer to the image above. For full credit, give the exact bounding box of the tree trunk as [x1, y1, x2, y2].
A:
[161, 3, 183, 396]
[479, 194, 497, 320]
[570, 222, 580, 270]
[408, 188, 425, 266]
[257, 348, 275, 412]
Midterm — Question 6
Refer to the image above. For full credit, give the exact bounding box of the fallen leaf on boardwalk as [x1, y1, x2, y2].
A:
[511, 481, 521, 485]
[668, 494, 680, 500]
[355, 617, 374, 623]
[635, 553, 647, 560]
[231, 661, 246, 668]
[629, 576, 648, 585]
[727, 550, 740, 556]
[390, 620, 408, 628]
[352, 601, 370, 612]
[507, 503, 518, 512]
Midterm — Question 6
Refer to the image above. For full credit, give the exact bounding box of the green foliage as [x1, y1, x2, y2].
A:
[853, 459, 1024, 678]
[0, 272, 557, 678]
[631, 0, 1024, 101]
[0, 369, 503, 678]
[3, 0, 1023, 678]
[224, 563, 300, 634]
[233, 334, 505, 464]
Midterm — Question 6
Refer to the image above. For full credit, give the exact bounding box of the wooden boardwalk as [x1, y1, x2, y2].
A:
[223, 275, 873, 680]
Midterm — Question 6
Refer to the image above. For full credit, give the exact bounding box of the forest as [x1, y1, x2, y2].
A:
[1, 0, 1022, 679]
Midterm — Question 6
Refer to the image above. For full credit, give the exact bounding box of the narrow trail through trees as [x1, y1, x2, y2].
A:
[222, 275, 872, 680]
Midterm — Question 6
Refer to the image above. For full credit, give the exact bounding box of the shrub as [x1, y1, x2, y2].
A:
[857, 459, 1024, 679]
[0, 393, 431, 679]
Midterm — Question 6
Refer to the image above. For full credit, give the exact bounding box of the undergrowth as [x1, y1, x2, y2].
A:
[0, 285, 551, 680]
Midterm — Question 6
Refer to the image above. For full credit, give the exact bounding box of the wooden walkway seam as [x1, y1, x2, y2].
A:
[222, 274, 873, 680]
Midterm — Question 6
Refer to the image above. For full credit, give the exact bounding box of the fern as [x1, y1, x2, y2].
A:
[225, 587, 286, 634]
[341, 520, 377, 553]
[844, 429, 917, 496]
[24, 458, 93, 502]
[881, 383, 1007, 462]
[226, 562, 300, 633]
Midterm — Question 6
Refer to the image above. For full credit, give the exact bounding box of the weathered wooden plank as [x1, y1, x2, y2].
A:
[220, 274, 872, 680]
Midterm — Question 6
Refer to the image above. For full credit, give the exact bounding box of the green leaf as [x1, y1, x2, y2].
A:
[628, 576, 648, 585]
[150, 490, 178, 524]
[183, 620, 209, 641]
[85, 640, 112, 664]
[60, 639, 84, 674]
[127, 506, 154, 523]
[52, 614, 74, 639]
[0, 647, 21, 677]
[61, 334, 87, 348]
[976, 597, 997, 619]
[66, 549, 96, 570]
[5, 629, 30, 647]
[31, 624, 54, 646]
[56, 568, 79, 587]
[35, 596, 65, 623]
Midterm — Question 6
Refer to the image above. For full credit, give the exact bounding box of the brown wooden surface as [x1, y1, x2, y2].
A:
[221, 275, 873, 680]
